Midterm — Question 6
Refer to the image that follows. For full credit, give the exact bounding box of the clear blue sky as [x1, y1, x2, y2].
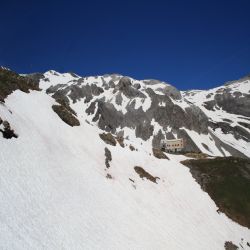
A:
[1, 0, 250, 90]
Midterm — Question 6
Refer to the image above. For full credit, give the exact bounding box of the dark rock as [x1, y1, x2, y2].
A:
[48, 83, 103, 104]
[52, 105, 80, 127]
[165, 132, 175, 139]
[55, 99, 77, 116]
[185, 105, 208, 134]
[118, 77, 132, 90]
[115, 92, 123, 106]
[129, 145, 135, 151]
[223, 118, 233, 123]
[117, 77, 146, 98]
[203, 100, 216, 111]
[206, 93, 213, 99]
[201, 143, 211, 152]
[134, 83, 141, 89]
[152, 129, 165, 149]
[99, 133, 117, 146]
[106, 173, 112, 179]
[108, 80, 115, 88]
[91, 84, 104, 96]
[0, 68, 40, 102]
[94, 101, 123, 134]
[0, 120, 18, 139]
[143, 79, 182, 99]
[161, 84, 182, 100]
[46, 84, 68, 95]
[184, 152, 209, 159]
[25, 72, 45, 85]
[116, 136, 125, 147]
[152, 148, 169, 159]
[135, 122, 154, 141]
[177, 129, 201, 153]
[104, 147, 112, 168]
[224, 241, 239, 250]
[214, 92, 250, 117]
[86, 102, 96, 115]
[134, 166, 159, 183]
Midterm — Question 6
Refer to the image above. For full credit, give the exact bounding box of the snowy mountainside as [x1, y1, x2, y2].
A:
[182, 75, 250, 158]
[0, 68, 250, 249]
[33, 69, 250, 158]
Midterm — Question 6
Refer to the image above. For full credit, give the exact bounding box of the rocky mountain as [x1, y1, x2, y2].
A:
[0, 67, 250, 249]
[26, 68, 249, 158]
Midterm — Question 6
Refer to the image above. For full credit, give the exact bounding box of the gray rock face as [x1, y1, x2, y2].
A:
[146, 89, 208, 134]
[87, 86, 209, 148]
[162, 84, 182, 100]
[204, 91, 250, 117]
[209, 121, 250, 142]
[152, 130, 165, 148]
[116, 77, 146, 99]
[177, 129, 201, 153]
[93, 101, 124, 133]
[26, 73, 45, 85]
[143, 79, 182, 99]
[47, 83, 104, 104]
[214, 92, 250, 117]
[185, 105, 209, 134]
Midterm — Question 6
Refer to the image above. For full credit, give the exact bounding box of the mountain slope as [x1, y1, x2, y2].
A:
[182, 75, 250, 158]
[0, 68, 250, 249]
[31, 69, 250, 158]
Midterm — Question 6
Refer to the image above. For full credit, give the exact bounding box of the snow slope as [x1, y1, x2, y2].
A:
[0, 88, 250, 250]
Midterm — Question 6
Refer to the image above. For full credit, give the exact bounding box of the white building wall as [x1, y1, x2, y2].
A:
[161, 138, 184, 152]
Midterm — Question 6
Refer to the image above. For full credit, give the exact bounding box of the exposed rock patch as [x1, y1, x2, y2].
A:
[224, 241, 239, 250]
[0, 119, 18, 139]
[52, 104, 80, 127]
[177, 129, 201, 153]
[0, 68, 39, 102]
[204, 91, 250, 117]
[152, 148, 169, 159]
[116, 136, 125, 147]
[106, 173, 112, 179]
[209, 121, 250, 142]
[104, 147, 112, 168]
[184, 152, 209, 159]
[201, 143, 211, 153]
[134, 166, 159, 183]
[99, 133, 117, 146]
[116, 77, 146, 99]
